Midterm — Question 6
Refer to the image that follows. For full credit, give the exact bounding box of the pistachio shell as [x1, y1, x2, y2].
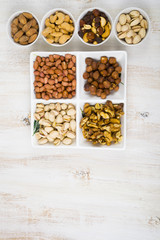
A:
[129, 10, 140, 18]
[133, 34, 141, 44]
[118, 31, 127, 39]
[139, 28, 146, 38]
[121, 24, 129, 32]
[53, 138, 61, 146]
[119, 14, 127, 25]
[126, 30, 135, 38]
[66, 131, 76, 139]
[140, 19, 148, 29]
[62, 137, 72, 145]
[125, 37, 132, 44]
[130, 18, 140, 27]
[116, 22, 121, 32]
[38, 138, 48, 145]
[126, 14, 131, 23]
[132, 25, 141, 32]
[49, 130, 59, 139]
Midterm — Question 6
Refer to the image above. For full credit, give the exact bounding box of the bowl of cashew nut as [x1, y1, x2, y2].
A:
[41, 8, 76, 46]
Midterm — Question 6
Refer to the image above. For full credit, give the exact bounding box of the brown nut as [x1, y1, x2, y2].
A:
[109, 57, 116, 65]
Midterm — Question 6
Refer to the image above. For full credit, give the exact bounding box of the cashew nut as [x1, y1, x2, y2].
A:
[55, 12, 65, 25]
[59, 34, 70, 44]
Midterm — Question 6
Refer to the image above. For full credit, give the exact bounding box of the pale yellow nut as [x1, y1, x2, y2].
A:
[55, 12, 65, 25]
[51, 31, 63, 37]
[91, 26, 96, 34]
[60, 28, 68, 34]
[64, 15, 70, 22]
[50, 14, 57, 23]
[100, 16, 106, 27]
[54, 36, 60, 43]
[83, 32, 88, 42]
[60, 22, 74, 32]
[59, 34, 70, 44]
[38, 138, 48, 145]
[102, 25, 110, 38]
[42, 27, 53, 37]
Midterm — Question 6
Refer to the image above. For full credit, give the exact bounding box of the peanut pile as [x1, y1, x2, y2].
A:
[42, 11, 74, 45]
[83, 56, 122, 99]
[80, 101, 124, 146]
[33, 54, 76, 100]
[34, 103, 76, 145]
[11, 12, 39, 45]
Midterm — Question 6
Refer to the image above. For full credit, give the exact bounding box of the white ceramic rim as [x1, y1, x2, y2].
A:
[7, 10, 40, 47]
[40, 8, 76, 47]
[114, 7, 150, 47]
[76, 7, 113, 46]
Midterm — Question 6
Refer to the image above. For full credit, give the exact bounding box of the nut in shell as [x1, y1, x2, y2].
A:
[139, 28, 146, 38]
[133, 34, 141, 44]
[129, 10, 140, 18]
[119, 14, 127, 25]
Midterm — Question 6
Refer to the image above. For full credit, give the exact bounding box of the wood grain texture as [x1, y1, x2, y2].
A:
[0, 0, 160, 239]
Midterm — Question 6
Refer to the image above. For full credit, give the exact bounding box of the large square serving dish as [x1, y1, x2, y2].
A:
[30, 51, 127, 150]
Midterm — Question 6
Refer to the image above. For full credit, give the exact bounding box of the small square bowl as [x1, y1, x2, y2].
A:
[40, 8, 76, 47]
[78, 51, 127, 101]
[114, 7, 150, 46]
[7, 10, 40, 47]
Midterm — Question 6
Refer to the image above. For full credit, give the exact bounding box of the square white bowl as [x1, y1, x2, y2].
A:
[30, 51, 127, 150]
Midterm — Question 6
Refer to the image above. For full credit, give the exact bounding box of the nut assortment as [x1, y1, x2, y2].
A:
[34, 103, 76, 145]
[80, 101, 124, 146]
[83, 56, 122, 99]
[78, 9, 111, 45]
[116, 10, 148, 44]
[42, 11, 74, 45]
[11, 12, 39, 45]
[33, 54, 76, 100]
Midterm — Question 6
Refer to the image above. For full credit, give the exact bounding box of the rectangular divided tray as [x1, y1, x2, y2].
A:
[30, 51, 127, 150]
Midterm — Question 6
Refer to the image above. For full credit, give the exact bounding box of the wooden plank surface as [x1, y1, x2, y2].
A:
[0, 0, 160, 239]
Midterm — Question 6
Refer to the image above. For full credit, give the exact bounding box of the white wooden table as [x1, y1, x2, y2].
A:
[0, 0, 160, 239]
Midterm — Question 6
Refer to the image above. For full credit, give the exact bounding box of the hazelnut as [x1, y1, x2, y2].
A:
[98, 76, 104, 83]
[93, 9, 100, 17]
[111, 71, 119, 79]
[97, 27, 103, 35]
[87, 32, 95, 41]
[83, 72, 89, 79]
[88, 77, 93, 83]
[100, 92, 107, 99]
[104, 89, 110, 95]
[96, 89, 103, 97]
[107, 66, 114, 75]
[100, 70, 108, 77]
[85, 57, 93, 65]
[92, 81, 98, 88]
[80, 19, 85, 27]
[86, 65, 93, 72]
[100, 56, 108, 64]
[108, 76, 115, 83]
[98, 63, 106, 71]
[115, 78, 121, 84]
[114, 85, 119, 91]
[93, 71, 100, 80]
[91, 61, 98, 70]
[98, 83, 104, 89]
[84, 83, 90, 91]
[115, 66, 122, 73]
[109, 57, 116, 65]
[103, 80, 111, 88]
